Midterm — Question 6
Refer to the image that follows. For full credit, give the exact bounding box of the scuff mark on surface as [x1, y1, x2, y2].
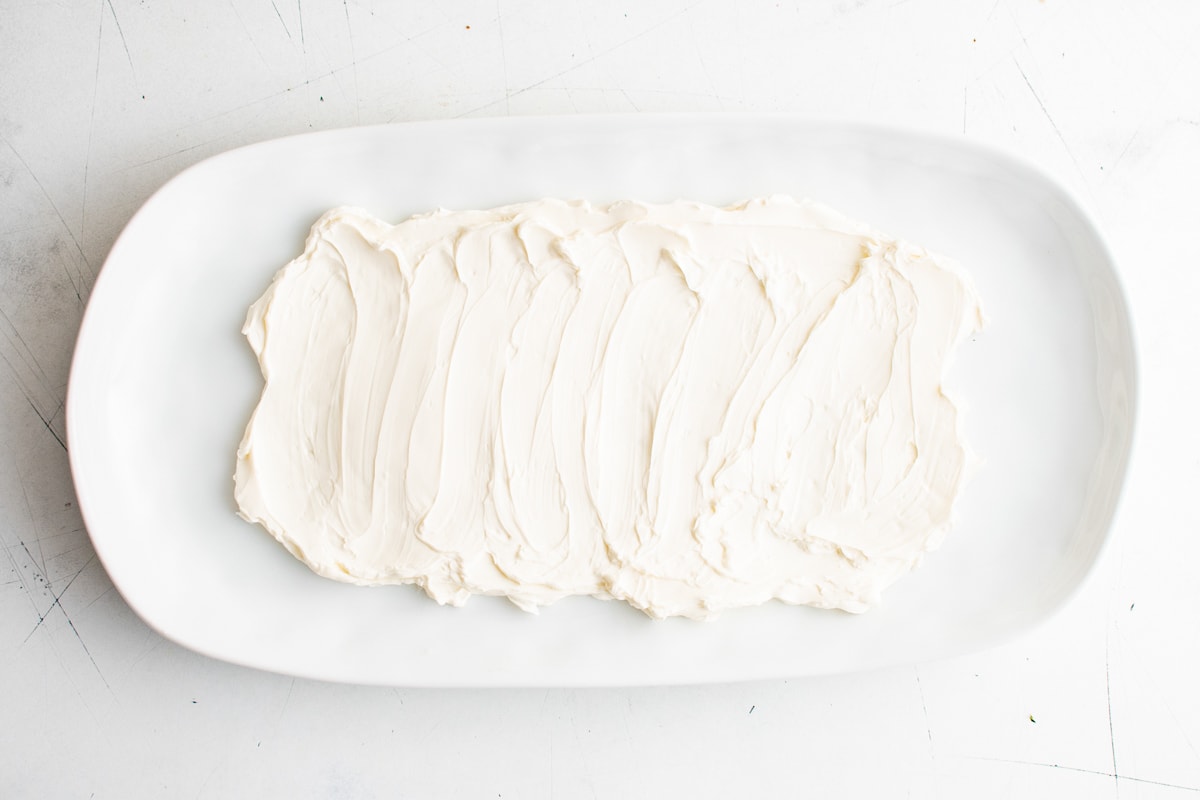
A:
[64, 612, 112, 691]
[1107, 124, 1144, 177]
[1, 136, 95, 280]
[23, 553, 97, 640]
[228, 0, 275, 74]
[82, 583, 115, 610]
[965, 756, 1200, 793]
[269, 0, 293, 40]
[17, 473, 49, 578]
[1014, 56, 1088, 184]
[689, 14, 724, 110]
[3, 536, 53, 628]
[125, 636, 165, 673]
[455, 0, 709, 119]
[24, 396, 67, 451]
[1106, 615, 1120, 791]
[0, 305, 68, 447]
[496, 0, 510, 114]
[915, 667, 934, 758]
[279, 677, 296, 721]
[104, 0, 138, 83]
[343, 0, 361, 123]
[82, 0, 105, 249]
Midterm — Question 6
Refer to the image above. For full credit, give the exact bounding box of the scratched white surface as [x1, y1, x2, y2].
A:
[1, 0, 1197, 797]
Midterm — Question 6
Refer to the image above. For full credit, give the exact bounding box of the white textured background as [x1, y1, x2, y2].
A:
[2, 1, 1198, 797]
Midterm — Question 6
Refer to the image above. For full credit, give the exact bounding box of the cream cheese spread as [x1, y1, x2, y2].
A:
[234, 197, 984, 618]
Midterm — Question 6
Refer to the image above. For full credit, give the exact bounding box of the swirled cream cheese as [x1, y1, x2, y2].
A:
[234, 197, 984, 619]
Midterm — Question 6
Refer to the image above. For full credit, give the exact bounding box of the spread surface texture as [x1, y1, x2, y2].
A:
[234, 198, 985, 618]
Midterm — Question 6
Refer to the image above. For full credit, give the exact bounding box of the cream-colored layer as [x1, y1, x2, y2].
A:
[234, 197, 984, 618]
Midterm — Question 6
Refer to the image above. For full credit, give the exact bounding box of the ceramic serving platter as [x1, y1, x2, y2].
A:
[67, 115, 1136, 686]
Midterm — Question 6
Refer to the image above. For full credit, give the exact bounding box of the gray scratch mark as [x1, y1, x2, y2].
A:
[866, 5, 890, 105]
[0, 306, 66, 446]
[572, 0, 598, 63]
[1006, 2, 1031, 52]
[54, 554, 96, 598]
[104, 0, 138, 83]
[343, 0, 360, 123]
[463, 87, 744, 118]
[32, 530, 91, 558]
[297, 0, 305, 50]
[620, 88, 640, 111]
[538, 86, 740, 104]
[162, 16, 450, 126]
[26, 397, 68, 451]
[128, 16, 445, 137]
[15, 540, 51, 611]
[1163, 697, 1200, 766]
[56, 246, 85, 307]
[263, 677, 298, 757]
[0, 221, 75, 237]
[36, 622, 111, 723]
[1014, 57, 1088, 184]
[568, 0, 620, 113]
[324, 56, 353, 110]
[1, 136, 95, 280]
[549, 729, 556, 798]
[269, 0, 292, 40]
[115, 103, 276, 174]
[568, 709, 599, 800]
[335, 16, 459, 77]
[1129, 614, 1200, 766]
[1107, 124, 1144, 177]
[689, 14, 724, 110]
[457, 0, 708, 119]
[65, 609, 112, 691]
[620, 695, 636, 762]
[1, 538, 48, 620]
[915, 667, 933, 758]
[18, 471, 49, 578]
[18, 548, 69, 639]
[23, 554, 97, 641]
[126, 636, 165, 672]
[83, 0, 105, 247]
[965, 756, 1200, 793]
[984, 0, 1001, 24]
[228, 0, 275, 74]
[0, 314, 60, 393]
[278, 677, 296, 720]
[117, 140, 226, 171]
[1106, 612, 1120, 792]
[496, 0, 510, 114]
[195, 756, 224, 799]
[83, 584, 115, 610]
[392, 28, 457, 77]
[0, 345, 56, 437]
